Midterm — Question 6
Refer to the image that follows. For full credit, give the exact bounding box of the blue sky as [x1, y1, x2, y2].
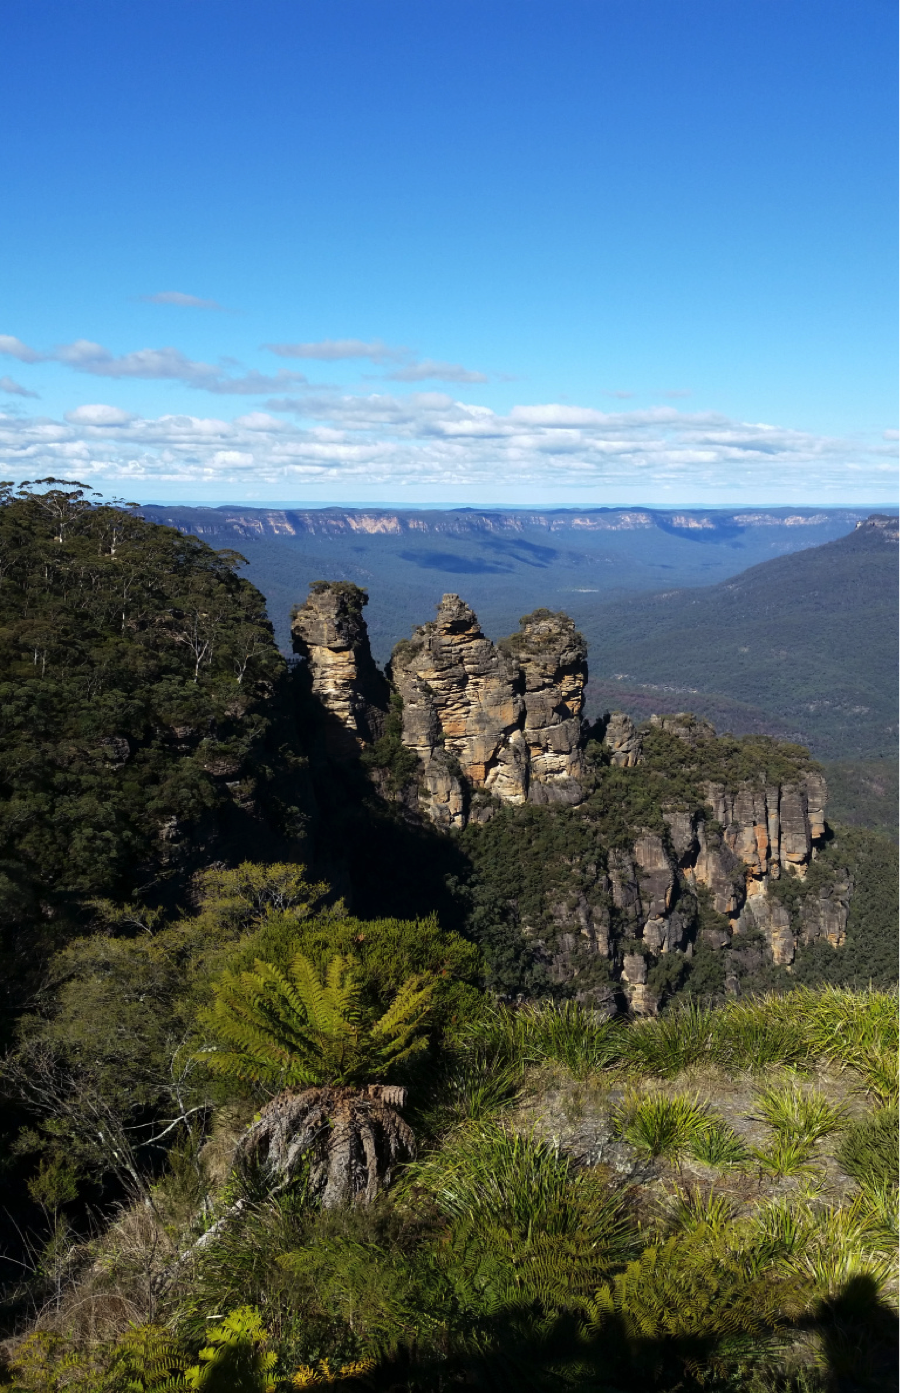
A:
[1, 0, 896, 506]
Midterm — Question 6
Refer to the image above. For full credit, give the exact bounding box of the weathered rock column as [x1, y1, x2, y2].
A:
[388, 594, 526, 828]
[291, 582, 389, 755]
[602, 712, 643, 767]
[504, 609, 588, 805]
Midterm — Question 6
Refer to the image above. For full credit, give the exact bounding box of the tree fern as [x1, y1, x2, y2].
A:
[198, 952, 433, 1090]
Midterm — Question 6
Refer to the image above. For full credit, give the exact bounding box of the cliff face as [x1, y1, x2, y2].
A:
[521, 771, 843, 1015]
[141, 504, 868, 541]
[291, 580, 851, 1008]
[388, 597, 588, 829]
[290, 583, 389, 754]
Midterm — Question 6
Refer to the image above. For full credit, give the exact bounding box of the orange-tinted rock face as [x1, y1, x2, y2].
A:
[290, 583, 389, 755]
[389, 597, 588, 828]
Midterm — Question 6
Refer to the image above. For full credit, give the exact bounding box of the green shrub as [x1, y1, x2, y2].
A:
[836, 1106, 899, 1187]
[613, 1091, 711, 1159]
[622, 1003, 714, 1078]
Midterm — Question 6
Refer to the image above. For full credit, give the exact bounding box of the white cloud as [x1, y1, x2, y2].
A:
[141, 291, 225, 310]
[0, 334, 43, 363]
[386, 359, 489, 384]
[1, 375, 39, 398]
[265, 339, 490, 383]
[0, 392, 893, 504]
[234, 411, 288, 430]
[65, 403, 135, 426]
[265, 338, 408, 363]
[1, 333, 311, 395]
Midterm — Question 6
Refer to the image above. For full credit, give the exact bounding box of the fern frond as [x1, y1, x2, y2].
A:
[370, 973, 434, 1041]
[288, 952, 352, 1035]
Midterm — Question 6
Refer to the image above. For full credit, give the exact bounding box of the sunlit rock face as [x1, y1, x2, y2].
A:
[388, 597, 589, 828]
[290, 582, 389, 755]
[509, 609, 588, 806]
[602, 711, 643, 767]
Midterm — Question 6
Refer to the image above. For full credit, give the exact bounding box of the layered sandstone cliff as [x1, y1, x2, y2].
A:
[290, 582, 389, 754]
[388, 597, 588, 829]
[291, 580, 850, 1007]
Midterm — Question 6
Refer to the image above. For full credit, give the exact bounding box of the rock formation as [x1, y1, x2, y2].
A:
[601, 712, 643, 767]
[388, 598, 588, 828]
[291, 579, 851, 1008]
[291, 582, 389, 755]
[649, 711, 717, 743]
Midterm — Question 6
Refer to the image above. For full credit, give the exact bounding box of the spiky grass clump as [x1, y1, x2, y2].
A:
[517, 1000, 623, 1078]
[613, 1091, 711, 1159]
[621, 1004, 714, 1078]
[754, 1079, 847, 1145]
[751, 1134, 820, 1178]
[406, 1123, 635, 1309]
[709, 997, 811, 1073]
[800, 985, 899, 1104]
[836, 1105, 899, 1188]
[667, 1186, 736, 1237]
[781, 1195, 898, 1299]
[687, 1118, 749, 1169]
[454, 1000, 624, 1080]
[451, 1001, 527, 1066]
[429, 1046, 522, 1127]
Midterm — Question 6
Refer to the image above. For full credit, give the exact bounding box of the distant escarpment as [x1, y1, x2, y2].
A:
[292, 582, 852, 1011]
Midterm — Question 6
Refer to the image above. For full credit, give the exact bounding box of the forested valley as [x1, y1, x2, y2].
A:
[0, 483, 896, 1392]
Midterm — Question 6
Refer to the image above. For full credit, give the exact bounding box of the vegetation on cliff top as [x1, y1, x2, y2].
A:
[0, 481, 306, 966]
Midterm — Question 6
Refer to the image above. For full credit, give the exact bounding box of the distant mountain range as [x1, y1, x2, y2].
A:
[141, 503, 873, 655]
[141, 504, 897, 762]
[580, 515, 898, 761]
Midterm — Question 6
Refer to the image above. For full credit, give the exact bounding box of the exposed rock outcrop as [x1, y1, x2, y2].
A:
[649, 711, 717, 743]
[502, 609, 588, 805]
[290, 579, 851, 1007]
[388, 597, 588, 828]
[291, 583, 389, 756]
[602, 712, 643, 767]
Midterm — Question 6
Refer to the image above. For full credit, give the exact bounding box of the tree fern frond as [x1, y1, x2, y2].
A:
[370, 974, 434, 1042]
[321, 953, 363, 1027]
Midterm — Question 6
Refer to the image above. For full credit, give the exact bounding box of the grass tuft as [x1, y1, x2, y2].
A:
[613, 1091, 711, 1159]
[836, 1105, 899, 1188]
[688, 1119, 749, 1169]
[622, 1003, 714, 1078]
[753, 1079, 847, 1145]
[709, 998, 810, 1072]
[667, 1186, 736, 1237]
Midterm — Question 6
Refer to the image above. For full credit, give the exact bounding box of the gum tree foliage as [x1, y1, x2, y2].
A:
[0, 481, 289, 941]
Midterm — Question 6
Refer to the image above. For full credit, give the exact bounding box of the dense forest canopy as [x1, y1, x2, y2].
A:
[0, 481, 305, 965]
